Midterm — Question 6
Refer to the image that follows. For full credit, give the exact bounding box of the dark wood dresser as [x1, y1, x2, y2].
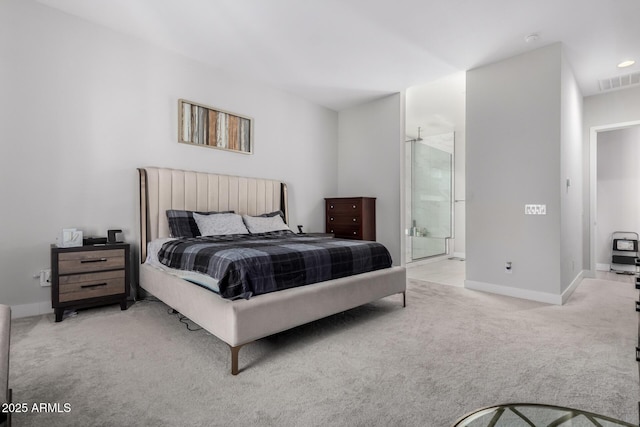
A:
[51, 243, 130, 322]
[325, 197, 376, 241]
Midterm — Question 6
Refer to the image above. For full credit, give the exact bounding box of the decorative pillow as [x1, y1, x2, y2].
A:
[242, 213, 291, 234]
[166, 210, 233, 238]
[193, 212, 249, 236]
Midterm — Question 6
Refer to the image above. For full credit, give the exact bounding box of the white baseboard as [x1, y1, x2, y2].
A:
[561, 270, 584, 304]
[465, 280, 563, 305]
[10, 301, 53, 319]
[465, 270, 586, 305]
[596, 263, 610, 272]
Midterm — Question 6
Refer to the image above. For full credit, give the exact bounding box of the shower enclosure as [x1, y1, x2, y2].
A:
[405, 131, 454, 262]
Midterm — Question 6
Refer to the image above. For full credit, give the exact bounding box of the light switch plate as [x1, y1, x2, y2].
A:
[525, 204, 546, 215]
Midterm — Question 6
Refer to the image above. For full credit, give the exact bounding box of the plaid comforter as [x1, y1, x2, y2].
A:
[157, 231, 392, 299]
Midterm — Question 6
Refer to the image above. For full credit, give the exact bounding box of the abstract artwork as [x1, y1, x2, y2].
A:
[178, 99, 252, 154]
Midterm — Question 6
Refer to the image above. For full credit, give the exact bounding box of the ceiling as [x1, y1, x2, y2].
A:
[37, 0, 640, 111]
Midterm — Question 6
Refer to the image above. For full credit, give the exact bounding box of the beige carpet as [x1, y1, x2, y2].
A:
[9, 277, 639, 426]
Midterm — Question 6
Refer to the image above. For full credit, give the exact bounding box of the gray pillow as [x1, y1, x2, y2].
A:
[193, 213, 250, 236]
[166, 210, 233, 238]
[242, 214, 291, 234]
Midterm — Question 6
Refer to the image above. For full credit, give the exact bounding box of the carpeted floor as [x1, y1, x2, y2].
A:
[8, 277, 639, 426]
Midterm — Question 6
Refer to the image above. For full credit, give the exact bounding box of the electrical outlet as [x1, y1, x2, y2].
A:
[505, 261, 512, 274]
[39, 269, 51, 287]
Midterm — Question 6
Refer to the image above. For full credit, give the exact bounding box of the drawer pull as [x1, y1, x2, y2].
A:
[353, 231, 357, 235]
[330, 205, 334, 209]
[352, 205, 356, 208]
[80, 258, 108, 264]
[330, 217, 334, 221]
[353, 218, 356, 222]
[330, 229, 334, 233]
[80, 283, 107, 289]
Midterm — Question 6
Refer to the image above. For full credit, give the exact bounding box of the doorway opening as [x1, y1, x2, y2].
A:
[589, 120, 640, 273]
[405, 131, 454, 262]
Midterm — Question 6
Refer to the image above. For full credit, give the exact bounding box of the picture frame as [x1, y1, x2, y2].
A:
[178, 99, 253, 154]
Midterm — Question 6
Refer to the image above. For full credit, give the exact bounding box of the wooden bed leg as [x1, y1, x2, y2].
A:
[230, 345, 242, 375]
[402, 292, 406, 308]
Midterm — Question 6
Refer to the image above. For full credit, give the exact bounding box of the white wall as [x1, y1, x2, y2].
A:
[405, 72, 466, 257]
[583, 86, 640, 270]
[559, 53, 584, 292]
[466, 43, 575, 304]
[596, 127, 640, 267]
[337, 94, 403, 265]
[0, 0, 339, 315]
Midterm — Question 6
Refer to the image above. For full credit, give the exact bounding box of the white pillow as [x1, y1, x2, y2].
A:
[242, 214, 291, 234]
[193, 212, 249, 236]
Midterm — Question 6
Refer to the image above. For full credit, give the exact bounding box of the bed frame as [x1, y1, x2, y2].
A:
[138, 167, 406, 375]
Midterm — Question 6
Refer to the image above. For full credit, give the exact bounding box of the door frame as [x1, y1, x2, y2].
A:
[589, 120, 640, 273]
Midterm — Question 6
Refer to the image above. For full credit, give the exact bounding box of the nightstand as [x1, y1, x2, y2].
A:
[51, 243, 130, 322]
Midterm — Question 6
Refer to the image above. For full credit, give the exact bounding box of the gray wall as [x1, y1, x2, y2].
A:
[0, 0, 339, 316]
[559, 53, 584, 292]
[337, 94, 403, 265]
[466, 43, 582, 303]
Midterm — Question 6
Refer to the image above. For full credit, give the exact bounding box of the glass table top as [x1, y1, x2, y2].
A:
[453, 403, 636, 427]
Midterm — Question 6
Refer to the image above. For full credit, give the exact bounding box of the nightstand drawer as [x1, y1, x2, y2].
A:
[58, 249, 125, 274]
[58, 270, 125, 302]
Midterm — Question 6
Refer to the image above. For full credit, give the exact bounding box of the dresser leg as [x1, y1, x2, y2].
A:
[54, 308, 63, 322]
[120, 299, 128, 310]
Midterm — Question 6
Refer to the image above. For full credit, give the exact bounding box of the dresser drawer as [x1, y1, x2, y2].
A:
[327, 199, 361, 212]
[58, 270, 125, 302]
[327, 214, 361, 226]
[58, 249, 125, 274]
[327, 225, 362, 239]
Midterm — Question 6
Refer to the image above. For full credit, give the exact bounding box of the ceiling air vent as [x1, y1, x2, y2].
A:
[598, 71, 640, 92]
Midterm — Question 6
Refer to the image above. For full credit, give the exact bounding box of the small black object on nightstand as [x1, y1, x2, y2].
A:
[107, 229, 123, 244]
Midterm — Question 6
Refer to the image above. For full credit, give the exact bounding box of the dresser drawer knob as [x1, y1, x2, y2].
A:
[80, 258, 108, 264]
[353, 218, 356, 222]
[80, 283, 107, 289]
[352, 205, 356, 208]
[330, 217, 334, 221]
[330, 229, 334, 233]
[353, 231, 357, 235]
[330, 205, 334, 209]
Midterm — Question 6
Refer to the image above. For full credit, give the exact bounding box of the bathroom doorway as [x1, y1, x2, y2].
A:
[405, 131, 454, 262]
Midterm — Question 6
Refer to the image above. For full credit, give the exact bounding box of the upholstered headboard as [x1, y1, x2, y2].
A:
[138, 167, 288, 263]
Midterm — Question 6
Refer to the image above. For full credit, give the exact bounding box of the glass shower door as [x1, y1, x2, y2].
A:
[409, 133, 453, 260]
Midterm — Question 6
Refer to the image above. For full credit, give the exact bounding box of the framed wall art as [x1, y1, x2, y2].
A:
[178, 99, 253, 154]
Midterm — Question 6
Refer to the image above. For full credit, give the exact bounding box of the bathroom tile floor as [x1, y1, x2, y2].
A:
[406, 258, 634, 289]
[406, 257, 466, 287]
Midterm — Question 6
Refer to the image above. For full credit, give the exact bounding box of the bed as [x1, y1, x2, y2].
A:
[137, 167, 406, 374]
